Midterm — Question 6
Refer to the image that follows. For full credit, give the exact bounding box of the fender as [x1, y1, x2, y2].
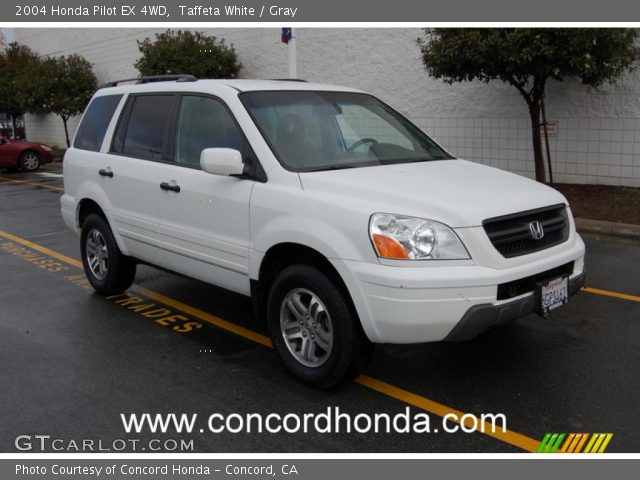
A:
[249, 215, 383, 342]
[249, 213, 374, 279]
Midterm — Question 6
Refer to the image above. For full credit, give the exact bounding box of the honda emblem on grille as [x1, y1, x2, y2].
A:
[529, 221, 545, 240]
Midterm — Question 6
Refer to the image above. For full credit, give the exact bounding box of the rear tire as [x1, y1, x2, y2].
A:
[80, 213, 136, 295]
[18, 151, 41, 172]
[267, 264, 371, 389]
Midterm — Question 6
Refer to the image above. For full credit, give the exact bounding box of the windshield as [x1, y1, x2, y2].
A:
[240, 91, 453, 172]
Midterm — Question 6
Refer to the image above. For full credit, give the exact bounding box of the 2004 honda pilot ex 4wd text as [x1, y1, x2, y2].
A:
[61, 76, 586, 388]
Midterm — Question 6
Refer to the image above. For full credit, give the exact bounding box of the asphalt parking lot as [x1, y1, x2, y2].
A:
[1, 163, 639, 453]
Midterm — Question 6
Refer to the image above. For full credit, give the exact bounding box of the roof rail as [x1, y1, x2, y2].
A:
[101, 74, 197, 88]
[269, 78, 308, 82]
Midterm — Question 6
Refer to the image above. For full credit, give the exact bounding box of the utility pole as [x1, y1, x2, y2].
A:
[288, 29, 297, 79]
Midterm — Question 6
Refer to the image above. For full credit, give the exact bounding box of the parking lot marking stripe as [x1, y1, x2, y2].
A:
[356, 375, 539, 452]
[135, 286, 273, 348]
[581, 286, 640, 303]
[0, 176, 64, 192]
[0, 228, 549, 453]
[0, 230, 82, 269]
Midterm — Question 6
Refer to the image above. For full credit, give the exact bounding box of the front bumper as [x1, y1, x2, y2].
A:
[444, 271, 585, 341]
[336, 234, 586, 344]
[39, 149, 54, 164]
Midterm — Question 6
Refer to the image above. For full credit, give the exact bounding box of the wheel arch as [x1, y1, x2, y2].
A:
[251, 242, 370, 338]
[19, 148, 40, 156]
[75, 197, 130, 256]
[77, 198, 107, 228]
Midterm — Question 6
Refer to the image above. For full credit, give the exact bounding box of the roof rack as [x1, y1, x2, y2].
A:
[101, 74, 197, 88]
[269, 78, 308, 82]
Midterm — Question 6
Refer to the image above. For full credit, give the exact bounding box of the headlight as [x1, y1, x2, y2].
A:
[369, 213, 470, 260]
[40, 145, 52, 152]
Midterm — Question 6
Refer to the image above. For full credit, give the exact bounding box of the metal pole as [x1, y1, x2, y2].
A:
[288, 30, 297, 79]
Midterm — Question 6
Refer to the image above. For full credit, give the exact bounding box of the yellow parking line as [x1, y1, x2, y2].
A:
[0, 176, 64, 192]
[582, 286, 640, 303]
[0, 229, 82, 269]
[136, 286, 273, 348]
[355, 375, 540, 452]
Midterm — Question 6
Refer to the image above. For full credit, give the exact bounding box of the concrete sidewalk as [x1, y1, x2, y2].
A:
[575, 218, 640, 240]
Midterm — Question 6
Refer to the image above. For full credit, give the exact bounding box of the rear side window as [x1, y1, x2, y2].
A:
[113, 95, 174, 160]
[74, 95, 122, 152]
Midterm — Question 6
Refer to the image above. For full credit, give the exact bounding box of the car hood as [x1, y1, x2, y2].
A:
[298, 159, 568, 228]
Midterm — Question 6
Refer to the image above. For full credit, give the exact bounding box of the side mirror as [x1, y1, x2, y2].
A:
[200, 148, 244, 177]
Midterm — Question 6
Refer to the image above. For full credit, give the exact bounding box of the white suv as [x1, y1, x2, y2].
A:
[62, 76, 586, 388]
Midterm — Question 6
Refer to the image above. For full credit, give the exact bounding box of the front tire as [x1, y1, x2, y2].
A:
[18, 151, 41, 172]
[267, 264, 371, 389]
[80, 214, 136, 295]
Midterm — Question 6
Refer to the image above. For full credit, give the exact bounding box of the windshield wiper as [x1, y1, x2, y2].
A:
[379, 157, 436, 165]
[311, 164, 357, 172]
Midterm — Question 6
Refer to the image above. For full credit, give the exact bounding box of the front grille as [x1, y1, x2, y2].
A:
[483, 204, 569, 258]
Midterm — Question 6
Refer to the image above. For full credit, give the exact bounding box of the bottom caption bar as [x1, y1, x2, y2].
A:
[3, 458, 636, 480]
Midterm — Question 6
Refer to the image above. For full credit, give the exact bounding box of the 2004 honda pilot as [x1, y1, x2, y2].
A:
[61, 76, 586, 388]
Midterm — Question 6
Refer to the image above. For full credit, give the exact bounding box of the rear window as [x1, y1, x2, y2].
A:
[74, 95, 122, 152]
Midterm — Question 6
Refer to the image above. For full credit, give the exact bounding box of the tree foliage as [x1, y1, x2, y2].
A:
[0, 43, 39, 136]
[418, 29, 640, 182]
[23, 54, 97, 147]
[135, 30, 241, 79]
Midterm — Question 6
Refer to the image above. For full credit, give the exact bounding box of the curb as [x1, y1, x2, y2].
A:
[575, 217, 640, 240]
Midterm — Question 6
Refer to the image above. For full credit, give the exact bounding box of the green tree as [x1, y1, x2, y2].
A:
[135, 30, 241, 79]
[0, 43, 38, 137]
[417, 29, 640, 182]
[24, 54, 97, 147]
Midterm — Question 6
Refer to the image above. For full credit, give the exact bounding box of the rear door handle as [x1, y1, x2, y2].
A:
[160, 182, 180, 193]
[98, 168, 113, 178]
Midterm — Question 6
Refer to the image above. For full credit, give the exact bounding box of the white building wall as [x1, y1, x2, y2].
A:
[15, 28, 640, 187]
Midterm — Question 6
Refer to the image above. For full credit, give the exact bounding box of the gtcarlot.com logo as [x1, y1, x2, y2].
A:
[14, 435, 194, 452]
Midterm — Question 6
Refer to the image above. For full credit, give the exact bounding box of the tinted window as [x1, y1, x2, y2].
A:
[120, 95, 174, 159]
[74, 95, 122, 152]
[174, 96, 244, 167]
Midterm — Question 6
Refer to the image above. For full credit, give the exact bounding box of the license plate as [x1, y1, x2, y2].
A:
[538, 276, 569, 314]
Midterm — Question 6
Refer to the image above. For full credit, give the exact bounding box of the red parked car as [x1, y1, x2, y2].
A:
[0, 136, 54, 172]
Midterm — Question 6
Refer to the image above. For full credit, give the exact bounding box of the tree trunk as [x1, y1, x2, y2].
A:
[62, 116, 70, 148]
[540, 95, 553, 184]
[11, 115, 18, 139]
[528, 102, 546, 182]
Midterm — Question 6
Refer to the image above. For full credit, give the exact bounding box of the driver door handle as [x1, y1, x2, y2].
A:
[160, 182, 181, 193]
